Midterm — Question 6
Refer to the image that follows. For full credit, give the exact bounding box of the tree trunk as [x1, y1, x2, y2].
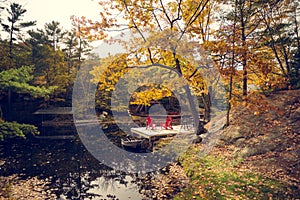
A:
[226, 74, 233, 127]
[242, 63, 247, 97]
[175, 57, 205, 134]
[0, 105, 3, 119]
[201, 92, 211, 123]
[8, 88, 11, 111]
[226, 0, 238, 127]
[9, 21, 14, 66]
[240, 3, 247, 99]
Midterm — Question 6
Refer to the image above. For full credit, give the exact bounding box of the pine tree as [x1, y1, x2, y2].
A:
[44, 21, 65, 50]
[1, 3, 35, 66]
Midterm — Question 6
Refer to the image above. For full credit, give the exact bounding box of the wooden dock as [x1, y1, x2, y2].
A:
[34, 135, 77, 140]
[130, 125, 194, 140]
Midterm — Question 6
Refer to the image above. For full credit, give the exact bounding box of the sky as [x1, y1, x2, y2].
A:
[0, 0, 118, 49]
[12, 0, 102, 30]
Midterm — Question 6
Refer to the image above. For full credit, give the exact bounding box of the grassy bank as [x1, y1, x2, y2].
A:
[174, 145, 297, 199]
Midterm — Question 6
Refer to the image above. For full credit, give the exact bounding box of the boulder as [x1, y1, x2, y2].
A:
[239, 139, 279, 157]
[220, 126, 244, 145]
[192, 135, 203, 144]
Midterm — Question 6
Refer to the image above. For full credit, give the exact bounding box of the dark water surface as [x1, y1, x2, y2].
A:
[0, 134, 143, 199]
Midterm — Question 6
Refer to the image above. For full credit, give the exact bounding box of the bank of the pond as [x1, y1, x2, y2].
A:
[174, 145, 299, 199]
[0, 175, 55, 199]
[174, 90, 300, 199]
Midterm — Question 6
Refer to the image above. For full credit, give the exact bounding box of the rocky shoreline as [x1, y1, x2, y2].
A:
[137, 163, 189, 199]
[0, 175, 56, 200]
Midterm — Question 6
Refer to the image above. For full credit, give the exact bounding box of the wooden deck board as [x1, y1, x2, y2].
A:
[130, 125, 194, 140]
[34, 135, 76, 140]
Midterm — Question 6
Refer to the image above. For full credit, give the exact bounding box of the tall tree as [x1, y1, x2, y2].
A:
[0, 39, 10, 70]
[62, 18, 92, 101]
[26, 23, 72, 103]
[226, 0, 238, 126]
[34, 45, 70, 100]
[83, 0, 221, 134]
[62, 31, 80, 101]
[259, 0, 300, 89]
[64, 17, 92, 74]
[27, 28, 48, 64]
[231, 0, 265, 98]
[214, 0, 289, 99]
[44, 21, 65, 50]
[70, 16, 92, 66]
[1, 3, 35, 66]
[63, 31, 79, 76]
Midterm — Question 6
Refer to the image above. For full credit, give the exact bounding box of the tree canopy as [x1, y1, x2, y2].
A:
[0, 0, 299, 137]
[79, 0, 299, 127]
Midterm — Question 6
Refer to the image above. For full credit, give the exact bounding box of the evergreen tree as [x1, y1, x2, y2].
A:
[44, 21, 65, 50]
[63, 31, 79, 75]
[27, 29, 48, 64]
[1, 3, 35, 66]
[26, 24, 70, 102]
[0, 66, 56, 140]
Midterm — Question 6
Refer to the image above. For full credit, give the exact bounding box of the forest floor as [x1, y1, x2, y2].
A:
[142, 89, 300, 199]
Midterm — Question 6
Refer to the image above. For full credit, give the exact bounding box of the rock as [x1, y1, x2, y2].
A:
[289, 107, 300, 130]
[0, 175, 55, 200]
[138, 163, 189, 199]
[239, 139, 279, 157]
[220, 126, 244, 145]
[193, 135, 203, 144]
[59, 194, 67, 200]
[235, 138, 245, 147]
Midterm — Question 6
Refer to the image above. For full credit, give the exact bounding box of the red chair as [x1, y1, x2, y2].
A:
[146, 116, 155, 130]
[163, 116, 173, 130]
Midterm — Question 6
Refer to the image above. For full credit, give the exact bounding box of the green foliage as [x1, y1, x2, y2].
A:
[27, 22, 89, 100]
[0, 65, 56, 98]
[0, 119, 39, 140]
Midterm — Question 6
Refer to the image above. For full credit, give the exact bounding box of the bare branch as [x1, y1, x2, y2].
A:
[170, 0, 183, 26]
[152, 10, 163, 31]
[126, 63, 180, 76]
[122, 0, 154, 63]
[159, 0, 173, 26]
[122, 0, 146, 41]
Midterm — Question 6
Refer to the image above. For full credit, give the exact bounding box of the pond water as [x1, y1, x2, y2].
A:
[0, 132, 144, 199]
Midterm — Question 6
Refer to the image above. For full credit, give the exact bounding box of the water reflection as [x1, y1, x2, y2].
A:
[0, 136, 143, 199]
[88, 176, 142, 200]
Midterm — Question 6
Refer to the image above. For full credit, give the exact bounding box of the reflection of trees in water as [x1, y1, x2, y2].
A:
[97, 171, 128, 191]
[0, 138, 140, 199]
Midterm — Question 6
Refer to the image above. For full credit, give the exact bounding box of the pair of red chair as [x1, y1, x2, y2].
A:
[146, 116, 173, 130]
